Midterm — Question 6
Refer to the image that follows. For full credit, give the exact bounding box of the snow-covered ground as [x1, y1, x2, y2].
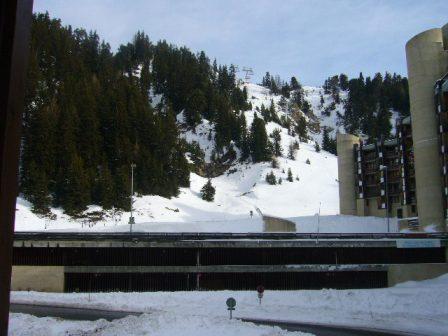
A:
[290, 215, 398, 233]
[9, 313, 307, 336]
[15, 138, 341, 232]
[9, 273, 448, 335]
[303, 85, 346, 142]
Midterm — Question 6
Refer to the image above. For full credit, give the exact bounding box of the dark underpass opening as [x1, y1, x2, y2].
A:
[13, 247, 446, 266]
[12, 240, 445, 292]
[65, 271, 388, 292]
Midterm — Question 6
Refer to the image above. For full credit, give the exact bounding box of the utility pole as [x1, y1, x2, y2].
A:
[129, 163, 136, 233]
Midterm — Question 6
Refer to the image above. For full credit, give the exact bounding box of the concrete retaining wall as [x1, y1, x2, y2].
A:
[388, 263, 448, 286]
[263, 215, 296, 232]
[11, 266, 64, 292]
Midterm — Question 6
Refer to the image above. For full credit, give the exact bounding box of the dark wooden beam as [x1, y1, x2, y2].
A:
[0, 1, 33, 335]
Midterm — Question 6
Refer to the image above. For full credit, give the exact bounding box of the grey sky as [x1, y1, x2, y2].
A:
[33, 0, 448, 86]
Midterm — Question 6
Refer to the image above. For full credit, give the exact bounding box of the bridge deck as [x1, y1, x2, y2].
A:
[13, 232, 448, 248]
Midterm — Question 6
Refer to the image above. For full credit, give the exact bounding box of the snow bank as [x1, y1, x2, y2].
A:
[9, 312, 309, 336]
[289, 215, 399, 233]
[11, 273, 448, 335]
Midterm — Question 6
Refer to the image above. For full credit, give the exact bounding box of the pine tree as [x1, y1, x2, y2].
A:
[322, 127, 337, 155]
[290, 76, 300, 91]
[287, 143, 296, 160]
[295, 115, 308, 141]
[27, 161, 51, 215]
[250, 114, 271, 162]
[339, 74, 349, 90]
[302, 100, 312, 115]
[281, 83, 290, 98]
[201, 179, 215, 202]
[97, 163, 115, 209]
[287, 168, 293, 182]
[185, 89, 206, 127]
[270, 129, 283, 157]
[114, 165, 131, 211]
[375, 99, 392, 139]
[62, 154, 90, 216]
[269, 99, 279, 123]
[261, 72, 271, 87]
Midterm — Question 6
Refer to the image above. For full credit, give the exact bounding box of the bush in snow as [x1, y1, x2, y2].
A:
[278, 177, 282, 184]
[201, 179, 215, 202]
[265, 171, 277, 185]
[314, 142, 321, 152]
[306, 158, 311, 165]
[287, 168, 293, 182]
[271, 157, 279, 168]
[287, 144, 296, 160]
[288, 140, 300, 160]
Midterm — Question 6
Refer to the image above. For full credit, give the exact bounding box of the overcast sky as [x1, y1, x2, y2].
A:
[33, 0, 448, 86]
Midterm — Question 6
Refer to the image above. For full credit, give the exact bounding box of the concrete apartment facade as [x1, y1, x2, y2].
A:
[337, 23, 448, 231]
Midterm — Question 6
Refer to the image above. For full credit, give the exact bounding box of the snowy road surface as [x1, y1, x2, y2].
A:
[10, 303, 419, 336]
[9, 274, 448, 335]
[9, 312, 311, 336]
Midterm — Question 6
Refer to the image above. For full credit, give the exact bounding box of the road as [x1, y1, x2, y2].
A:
[10, 303, 140, 321]
[242, 317, 425, 336]
[10, 303, 425, 336]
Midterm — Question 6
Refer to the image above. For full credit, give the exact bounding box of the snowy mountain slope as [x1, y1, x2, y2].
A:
[243, 82, 347, 146]
[15, 82, 344, 232]
[303, 86, 346, 142]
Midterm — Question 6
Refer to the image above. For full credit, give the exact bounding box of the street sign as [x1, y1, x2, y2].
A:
[226, 297, 236, 308]
[257, 285, 264, 305]
[226, 297, 236, 319]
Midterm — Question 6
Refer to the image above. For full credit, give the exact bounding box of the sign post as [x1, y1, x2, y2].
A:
[257, 285, 265, 305]
[226, 297, 236, 319]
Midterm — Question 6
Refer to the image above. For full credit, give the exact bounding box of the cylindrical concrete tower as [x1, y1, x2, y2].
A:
[442, 23, 448, 49]
[337, 133, 359, 215]
[406, 28, 448, 231]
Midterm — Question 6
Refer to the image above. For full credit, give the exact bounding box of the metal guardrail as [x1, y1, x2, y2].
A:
[13, 231, 448, 241]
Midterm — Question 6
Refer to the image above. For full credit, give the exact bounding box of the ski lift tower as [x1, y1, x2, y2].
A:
[242, 67, 254, 83]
